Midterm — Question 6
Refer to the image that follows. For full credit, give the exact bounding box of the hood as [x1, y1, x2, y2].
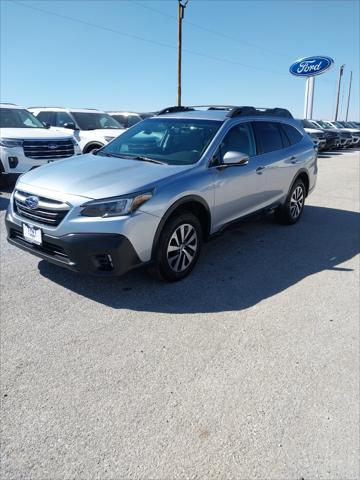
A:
[19, 153, 191, 199]
[304, 128, 324, 134]
[0, 127, 73, 140]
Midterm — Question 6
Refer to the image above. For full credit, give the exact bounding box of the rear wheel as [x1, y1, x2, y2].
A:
[149, 212, 202, 282]
[275, 179, 306, 225]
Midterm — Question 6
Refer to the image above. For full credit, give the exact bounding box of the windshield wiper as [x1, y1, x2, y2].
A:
[131, 155, 166, 165]
[113, 154, 166, 165]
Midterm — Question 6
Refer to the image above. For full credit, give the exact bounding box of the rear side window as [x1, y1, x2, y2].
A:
[55, 111, 74, 127]
[281, 123, 303, 145]
[112, 114, 126, 128]
[127, 115, 142, 127]
[36, 111, 55, 125]
[252, 121, 284, 153]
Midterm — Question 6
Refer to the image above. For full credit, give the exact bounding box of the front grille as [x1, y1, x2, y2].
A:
[14, 190, 70, 227]
[10, 229, 71, 264]
[23, 139, 74, 159]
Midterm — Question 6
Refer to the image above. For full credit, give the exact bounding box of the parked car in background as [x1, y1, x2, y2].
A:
[29, 107, 125, 153]
[307, 120, 340, 150]
[334, 121, 360, 146]
[312, 120, 353, 148]
[107, 111, 156, 129]
[322, 120, 360, 147]
[299, 119, 326, 150]
[107, 111, 143, 129]
[6, 105, 317, 282]
[0, 103, 81, 184]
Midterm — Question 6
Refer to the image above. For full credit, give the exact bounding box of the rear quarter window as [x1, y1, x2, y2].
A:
[281, 123, 303, 145]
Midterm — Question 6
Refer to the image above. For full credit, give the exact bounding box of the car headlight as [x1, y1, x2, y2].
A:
[104, 136, 115, 142]
[80, 191, 153, 217]
[0, 138, 23, 148]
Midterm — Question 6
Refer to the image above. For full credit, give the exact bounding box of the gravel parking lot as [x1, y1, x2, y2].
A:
[1, 150, 359, 480]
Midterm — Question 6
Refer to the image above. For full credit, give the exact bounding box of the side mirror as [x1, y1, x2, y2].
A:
[43, 122, 50, 129]
[222, 151, 249, 167]
[63, 122, 77, 130]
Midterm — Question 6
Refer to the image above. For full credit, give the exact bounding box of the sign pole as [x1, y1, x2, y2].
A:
[304, 76, 315, 119]
[308, 76, 315, 118]
[304, 77, 310, 118]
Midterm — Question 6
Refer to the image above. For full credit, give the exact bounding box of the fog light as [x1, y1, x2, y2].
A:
[93, 254, 114, 272]
[8, 156, 18, 168]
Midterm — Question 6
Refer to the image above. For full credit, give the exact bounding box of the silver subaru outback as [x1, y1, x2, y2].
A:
[6, 105, 317, 282]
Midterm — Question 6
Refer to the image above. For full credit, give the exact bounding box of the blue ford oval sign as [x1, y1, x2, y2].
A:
[289, 56, 334, 77]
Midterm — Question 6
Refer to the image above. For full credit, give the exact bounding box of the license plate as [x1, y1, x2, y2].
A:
[23, 223, 42, 246]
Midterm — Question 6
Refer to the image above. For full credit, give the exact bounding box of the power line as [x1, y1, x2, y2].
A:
[130, 0, 293, 60]
[10, 0, 287, 77]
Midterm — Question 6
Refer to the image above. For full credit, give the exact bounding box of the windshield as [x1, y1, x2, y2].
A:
[99, 118, 222, 165]
[333, 121, 344, 129]
[0, 108, 45, 129]
[315, 120, 332, 129]
[71, 112, 122, 130]
[302, 119, 317, 129]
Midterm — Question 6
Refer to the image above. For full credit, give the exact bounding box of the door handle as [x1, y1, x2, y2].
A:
[256, 166, 265, 174]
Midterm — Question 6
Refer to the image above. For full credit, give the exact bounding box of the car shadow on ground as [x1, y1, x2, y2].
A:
[38, 205, 360, 314]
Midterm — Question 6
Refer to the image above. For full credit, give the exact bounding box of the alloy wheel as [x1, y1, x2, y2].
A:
[167, 223, 198, 272]
[290, 185, 304, 219]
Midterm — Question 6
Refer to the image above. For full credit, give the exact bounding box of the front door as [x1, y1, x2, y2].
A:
[212, 122, 266, 231]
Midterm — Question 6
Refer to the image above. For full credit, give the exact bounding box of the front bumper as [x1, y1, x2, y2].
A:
[6, 218, 143, 276]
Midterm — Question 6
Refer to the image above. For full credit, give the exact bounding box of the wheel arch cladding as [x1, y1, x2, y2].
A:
[292, 170, 310, 196]
[151, 195, 211, 259]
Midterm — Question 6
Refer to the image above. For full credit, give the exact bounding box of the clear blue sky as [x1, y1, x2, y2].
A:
[1, 0, 359, 120]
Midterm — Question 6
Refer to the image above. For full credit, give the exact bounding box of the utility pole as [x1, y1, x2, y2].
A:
[177, 1, 188, 106]
[345, 71, 353, 121]
[334, 64, 345, 121]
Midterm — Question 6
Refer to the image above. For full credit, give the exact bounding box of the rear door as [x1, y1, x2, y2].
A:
[252, 121, 304, 205]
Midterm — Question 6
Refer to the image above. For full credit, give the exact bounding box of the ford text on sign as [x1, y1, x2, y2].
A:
[289, 56, 334, 77]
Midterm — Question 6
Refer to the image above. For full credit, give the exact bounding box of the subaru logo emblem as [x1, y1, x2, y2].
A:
[48, 144, 57, 150]
[25, 196, 39, 210]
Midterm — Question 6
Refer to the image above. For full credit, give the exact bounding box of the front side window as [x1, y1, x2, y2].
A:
[220, 123, 256, 160]
[55, 111, 74, 127]
[99, 118, 222, 165]
[70, 112, 121, 130]
[252, 121, 284, 153]
[0, 108, 45, 128]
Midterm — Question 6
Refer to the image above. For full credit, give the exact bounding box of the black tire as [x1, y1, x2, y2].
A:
[84, 144, 102, 154]
[275, 178, 306, 225]
[149, 212, 202, 282]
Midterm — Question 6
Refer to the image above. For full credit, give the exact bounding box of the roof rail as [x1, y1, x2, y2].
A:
[157, 106, 195, 115]
[189, 105, 235, 111]
[227, 106, 293, 119]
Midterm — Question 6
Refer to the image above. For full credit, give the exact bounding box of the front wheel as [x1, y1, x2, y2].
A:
[149, 212, 202, 282]
[275, 179, 306, 225]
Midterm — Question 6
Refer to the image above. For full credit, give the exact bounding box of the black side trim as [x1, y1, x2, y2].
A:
[151, 195, 211, 259]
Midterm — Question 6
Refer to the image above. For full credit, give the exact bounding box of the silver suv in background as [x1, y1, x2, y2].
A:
[6, 105, 317, 282]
